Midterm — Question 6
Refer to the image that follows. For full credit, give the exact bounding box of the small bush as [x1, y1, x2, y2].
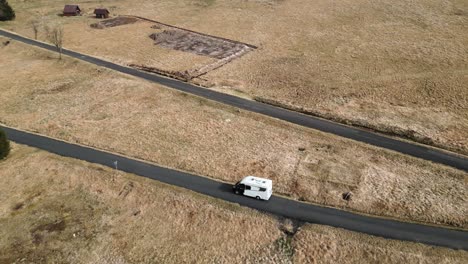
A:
[0, 0, 15, 21]
[0, 128, 10, 160]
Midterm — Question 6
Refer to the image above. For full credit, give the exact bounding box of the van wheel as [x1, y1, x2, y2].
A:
[256, 196, 261, 200]
[235, 190, 239, 194]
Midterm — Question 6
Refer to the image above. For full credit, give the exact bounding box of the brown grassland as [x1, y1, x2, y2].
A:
[0, 38, 467, 229]
[0, 0, 234, 75]
[2, 0, 468, 154]
[1, 144, 467, 263]
[0, 143, 283, 263]
[293, 224, 468, 264]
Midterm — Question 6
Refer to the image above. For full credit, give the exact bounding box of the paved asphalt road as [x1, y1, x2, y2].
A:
[2, 126, 467, 250]
[1, 29, 468, 172]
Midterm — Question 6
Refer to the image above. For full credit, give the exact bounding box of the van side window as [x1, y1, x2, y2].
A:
[259, 187, 266, 192]
[245, 185, 251, 190]
[251, 186, 260, 191]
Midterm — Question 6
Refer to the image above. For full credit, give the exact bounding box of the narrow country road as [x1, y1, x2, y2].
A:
[1, 29, 467, 172]
[2, 125, 467, 250]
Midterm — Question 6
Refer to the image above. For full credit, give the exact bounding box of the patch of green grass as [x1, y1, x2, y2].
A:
[275, 235, 294, 259]
[193, 0, 216, 7]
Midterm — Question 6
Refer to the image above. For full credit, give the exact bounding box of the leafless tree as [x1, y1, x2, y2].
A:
[45, 23, 64, 59]
[29, 19, 40, 40]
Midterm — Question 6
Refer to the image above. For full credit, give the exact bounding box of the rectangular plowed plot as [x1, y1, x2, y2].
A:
[150, 30, 247, 59]
[91, 17, 139, 29]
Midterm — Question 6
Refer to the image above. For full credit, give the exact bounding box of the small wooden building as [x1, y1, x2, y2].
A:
[63, 5, 81, 16]
[94, 8, 110, 19]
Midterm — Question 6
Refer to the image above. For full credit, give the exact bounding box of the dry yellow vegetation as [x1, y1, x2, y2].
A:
[293, 224, 468, 264]
[0, 143, 284, 263]
[1, 144, 467, 263]
[0, 38, 467, 229]
[2, 0, 467, 154]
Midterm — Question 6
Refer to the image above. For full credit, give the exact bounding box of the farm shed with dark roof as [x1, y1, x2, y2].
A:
[94, 8, 110, 19]
[63, 5, 81, 16]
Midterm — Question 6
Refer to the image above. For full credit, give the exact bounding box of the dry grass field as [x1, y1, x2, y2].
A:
[1, 144, 467, 263]
[293, 224, 468, 264]
[2, 0, 467, 154]
[0, 38, 467, 229]
[0, 0, 253, 80]
[1, 1, 216, 72]
[0, 143, 284, 263]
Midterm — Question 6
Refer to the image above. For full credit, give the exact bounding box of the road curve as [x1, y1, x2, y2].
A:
[2, 125, 467, 250]
[1, 29, 468, 172]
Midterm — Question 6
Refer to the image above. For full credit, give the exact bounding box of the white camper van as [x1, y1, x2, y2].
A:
[232, 176, 273, 200]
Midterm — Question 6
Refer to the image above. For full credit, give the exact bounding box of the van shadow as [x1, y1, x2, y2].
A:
[217, 183, 234, 193]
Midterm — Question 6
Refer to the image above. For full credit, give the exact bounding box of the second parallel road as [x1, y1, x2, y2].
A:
[0, 29, 467, 172]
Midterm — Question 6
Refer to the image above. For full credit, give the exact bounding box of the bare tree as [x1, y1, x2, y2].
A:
[45, 23, 64, 59]
[28, 19, 40, 40]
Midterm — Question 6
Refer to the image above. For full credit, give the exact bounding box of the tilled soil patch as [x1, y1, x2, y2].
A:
[149, 29, 248, 59]
[89, 16, 254, 80]
[91, 17, 139, 29]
